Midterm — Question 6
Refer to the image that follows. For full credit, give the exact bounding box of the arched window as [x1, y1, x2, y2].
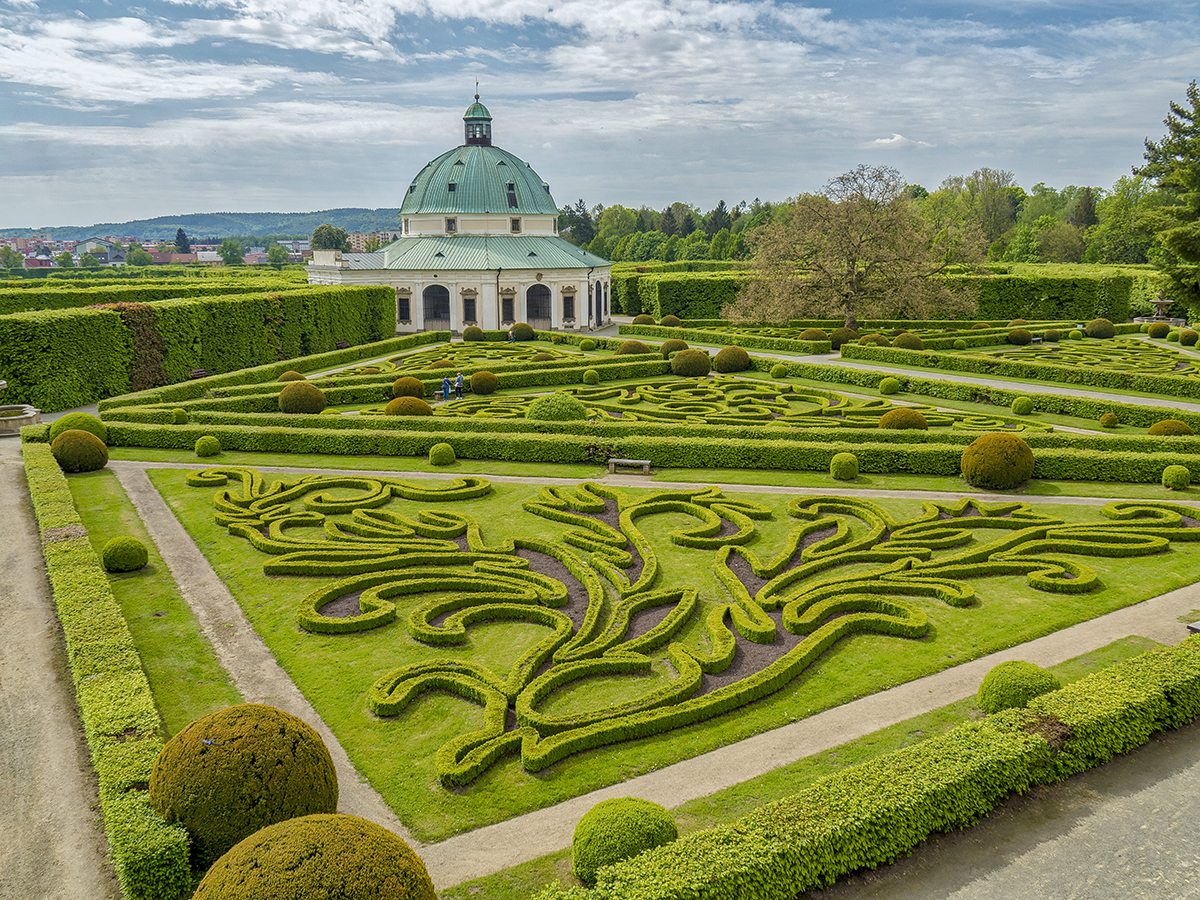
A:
[526, 284, 551, 320]
[423, 284, 451, 329]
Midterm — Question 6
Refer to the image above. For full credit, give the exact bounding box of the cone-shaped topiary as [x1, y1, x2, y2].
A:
[393, 377, 426, 398]
[50, 429, 108, 473]
[49, 411, 107, 444]
[385, 397, 433, 416]
[1163, 465, 1191, 490]
[1148, 419, 1194, 436]
[510, 322, 535, 341]
[829, 327, 858, 350]
[977, 661, 1060, 714]
[878, 377, 901, 395]
[1147, 322, 1171, 339]
[526, 392, 587, 422]
[277, 371, 306, 382]
[429, 443, 456, 466]
[1084, 318, 1115, 339]
[830, 452, 859, 480]
[572, 798, 678, 887]
[713, 345, 751, 373]
[659, 339, 689, 359]
[670, 349, 711, 377]
[631, 314, 656, 325]
[659, 315, 681, 327]
[615, 340, 653, 355]
[799, 328, 828, 341]
[1007, 328, 1033, 345]
[961, 432, 1035, 490]
[193, 814, 434, 900]
[1011, 396, 1034, 416]
[878, 407, 927, 430]
[195, 435, 221, 457]
[463, 325, 485, 341]
[102, 536, 148, 572]
[583, 369, 600, 385]
[893, 332, 924, 350]
[150, 704, 338, 869]
[278, 382, 327, 414]
[470, 371, 499, 394]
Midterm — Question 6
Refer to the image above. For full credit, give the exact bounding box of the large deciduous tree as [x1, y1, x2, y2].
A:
[310, 224, 350, 251]
[725, 165, 979, 331]
[217, 239, 244, 266]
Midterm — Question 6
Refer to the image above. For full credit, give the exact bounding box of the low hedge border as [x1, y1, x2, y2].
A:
[537, 637, 1200, 900]
[22, 442, 191, 900]
[620, 324, 832, 356]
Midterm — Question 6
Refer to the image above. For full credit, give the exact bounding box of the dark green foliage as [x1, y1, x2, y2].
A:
[829, 327, 858, 350]
[469, 371, 499, 395]
[510, 322, 535, 341]
[1043, 329, 1061, 342]
[278, 382, 327, 414]
[799, 328, 828, 341]
[277, 370, 305, 382]
[150, 704, 338, 869]
[392, 376, 426, 398]
[584, 369, 601, 385]
[830, 452, 858, 480]
[1008, 318, 1029, 327]
[623, 323, 830, 356]
[1007, 328, 1033, 345]
[195, 435, 222, 457]
[49, 411, 108, 443]
[977, 661, 1060, 714]
[385, 397, 433, 416]
[712, 345, 751, 373]
[659, 339, 689, 359]
[101, 536, 149, 573]
[878, 377, 901, 395]
[429, 359, 455, 369]
[670, 349, 712, 376]
[572, 798, 678, 887]
[50, 429, 109, 472]
[961, 433, 1035, 489]
[859, 333, 891, 347]
[429, 443, 456, 466]
[1163, 464, 1191, 489]
[893, 332, 924, 350]
[972, 322, 991, 329]
[639, 272, 749, 319]
[1148, 419, 1194, 435]
[1148, 321, 1171, 338]
[1011, 396, 1034, 416]
[1182, 330, 1198, 346]
[946, 273, 1136, 323]
[659, 315, 682, 327]
[530, 353, 556, 362]
[1085, 317, 1116, 339]
[1100, 413, 1119, 428]
[171, 407, 188, 424]
[193, 814, 434, 900]
[632, 314, 656, 325]
[463, 325, 485, 341]
[526, 392, 588, 422]
[878, 408, 928, 430]
[615, 340, 654, 355]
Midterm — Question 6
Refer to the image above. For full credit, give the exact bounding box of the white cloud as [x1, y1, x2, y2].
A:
[867, 133, 933, 149]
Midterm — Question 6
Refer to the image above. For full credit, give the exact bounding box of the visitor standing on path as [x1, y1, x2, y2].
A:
[454, 372, 464, 399]
[441, 375, 451, 401]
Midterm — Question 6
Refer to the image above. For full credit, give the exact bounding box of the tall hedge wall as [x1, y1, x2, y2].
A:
[638, 274, 751, 320]
[945, 273, 1134, 323]
[0, 281, 314, 316]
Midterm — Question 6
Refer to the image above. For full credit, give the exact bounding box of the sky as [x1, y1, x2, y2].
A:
[2, 0, 1198, 228]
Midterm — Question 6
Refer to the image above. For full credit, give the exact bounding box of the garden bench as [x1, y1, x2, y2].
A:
[188, 369, 208, 379]
[608, 458, 652, 475]
[335, 340, 350, 349]
[434, 390, 444, 401]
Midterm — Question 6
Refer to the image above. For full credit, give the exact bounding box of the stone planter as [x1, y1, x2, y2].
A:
[0, 405, 42, 436]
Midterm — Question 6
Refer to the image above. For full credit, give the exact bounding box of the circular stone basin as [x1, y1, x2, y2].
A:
[0, 405, 42, 436]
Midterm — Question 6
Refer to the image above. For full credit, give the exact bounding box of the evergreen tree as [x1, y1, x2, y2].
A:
[660, 206, 677, 237]
[678, 210, 696, 237]
[706, 200, 731, 236]
[1070, 187, 1099, 228]
[174, 228, 191, 253]
[561, 200, 596, 246]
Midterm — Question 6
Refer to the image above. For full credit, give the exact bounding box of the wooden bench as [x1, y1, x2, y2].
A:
[434, 390, 444, 401]
[188, 369, 208, 379]
[608, 458, 651, 475]
[335, 340, 350, 349]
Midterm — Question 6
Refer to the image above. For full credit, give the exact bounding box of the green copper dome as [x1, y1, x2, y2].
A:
[400, 144, 559, 216]
[464, 99, 491, 121]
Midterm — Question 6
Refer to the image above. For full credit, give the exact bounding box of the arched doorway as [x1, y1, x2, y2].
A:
[423, 284, 451, 332]
[526, 283, 552, 332]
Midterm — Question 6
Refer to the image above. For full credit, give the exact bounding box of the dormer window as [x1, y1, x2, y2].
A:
[403, 218, 409, 234]
[506, 182, 518, 209]
[408, 185, 416, 194]
[511, 218, 521, 233]
[445, 218, 457, 233]
[448, 183, 456, 192]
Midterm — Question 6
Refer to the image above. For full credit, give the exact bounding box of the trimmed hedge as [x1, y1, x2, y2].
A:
[977, 661, 1060, 714]
[621, 324, 831, 355]
[573, 798, 678, 887]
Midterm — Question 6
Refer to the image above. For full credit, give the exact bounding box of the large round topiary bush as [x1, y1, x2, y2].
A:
[1068, 329, 1083, 340]
[1011, 396, 1034, 416]
[830, 452, 859, 481]
[631, 314, 656, 325]
[277, 370, 306, 382]
[961, 433, 1035, 490]
[530, 352, 555, 362]
[893, 332, 924, 350]
[878, 408, 928, 430]
[878, 377, 901, 395]
[429, 359, 454, 369]
[1163, 465, 1191, 490]
[615, 340, 653, 355]
[670, 349, 711, 377]
[50, 429, 108, 473]
[193, 814, 434, 900]
[799, 328, 828, 341]
[971, 322, 991, 330]
[171, 407, 189, 425]
[102, 536, 148, 573]
[660, 339, 689, 359]
[393, 376, 426, 398]
[510, 322, 535, 341]
[1168, 329, 1181, 342]
[1007, 328, 1033, 346]
[712, 345, 751, 373]
[659, 315, 681, 327]
[1099, 412, 1119, 428]
[583, 369, 600, 385]
[385, 397, 433, 416]
[1084, 317, 1115, 339]
[976, 661, 1060, 715]
[470, 371, 499, 395]
[572, 798, 678, 887]
[770, 363, 787, 378]
[429, 443, 456, 466]
[829, 327, 858, 350]
[526, 392, 588, 422]
[149, 704, 338, 868]
[858, 333, 891, 347]
[49, 411, 107, 444]
[1007, 318, 1029, 327]
[1181, 329, 1199, 347]
[1147, 321, 1171, 339]
[1043, 329, 1061, 342]
[953, 338, 968, 350]
[278, 381, 327, 414]
[195, 435, 221, 458]
[579, 338, 596, 351]
[1148, 419, 1194, 436]
[462, 325, 485, 341]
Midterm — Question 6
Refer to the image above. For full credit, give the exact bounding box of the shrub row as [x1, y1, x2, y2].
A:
[21, 442, 191, 900]
[620, 324, 832, 355]
[636, 273, 752, 320]
[944, 272, 1138, 322]
[0, 280, 313, 316]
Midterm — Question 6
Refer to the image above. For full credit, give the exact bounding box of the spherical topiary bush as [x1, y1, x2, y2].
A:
[572, 798, 677, 887]
[50, 429, 108, 473]
[878, 408, 928, 430]
[615, 340, 653, 355]
[858, 333, 891, 347]
[1011, 396, 1034, 416]
[195, 435, 221, 458]
[278, 382, 327, 414]
[971, 322, 991, 330]
[171, 407, 189, 425]
[670, 349, 711, 377]
[961, 433, 1035, 490]
[551, 333, 564, 344]
[659, 339, 689, 359]
[1147, 321, 1171, 339]
[770, 364, 787, 378]
[1181, 329, 1199, 347]
[530, 352, 555, 362]
[829, 327, 858, 350]
[384, 397, 433, 416]
[150, 704, 338, 868]
[429, 443, 456, 466]
[893, 332, 924, 350]
[1043, 330, 1061, 342]
[277, 370, 306, 382]
[713, 345, 751, 373]
[1148, 419, 1194, 436]
[462, 325, 485, 341]
[629, 314, 653, 326]
[953, 338, 968, 350]
[49, 411, 107, 444]
[510, 322, 535, 341]
[1163, 465, 1191, 490]
[583, 369, 600, 385]
[429, 359, 455, 369]
[1084, 317, 1115, 339]
[830, 452, 859, 481]
[470, 371, 499, 395]
[526, 391, 588, 422]
[1168, 329, 1181, 342]
[1068, 329, 1083, 340]
[660, 315, 681, 327]
[193, 814, 434, 900]
[392, 376, 425, 398]
[579, 338, 596, 351]
[1099, 412, 1119, 428]
[878, 377, 901, 395]
[977, 661, 1060, 715]
[799, 328, 828, 341]
[102, 536, 148, 573]
[1007, 318, 1029, 327]
[1007, 328, 1033, 346]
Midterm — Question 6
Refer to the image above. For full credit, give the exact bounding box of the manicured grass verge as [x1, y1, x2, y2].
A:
[66, 469, 241, 736]
[22, 442, 191, 900]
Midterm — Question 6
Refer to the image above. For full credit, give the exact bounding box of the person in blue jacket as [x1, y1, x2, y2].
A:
[454, 372, 464, 399]
[441, 374, 451, 400]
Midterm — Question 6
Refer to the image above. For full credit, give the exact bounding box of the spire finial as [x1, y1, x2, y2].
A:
[475, 79, 479, 101]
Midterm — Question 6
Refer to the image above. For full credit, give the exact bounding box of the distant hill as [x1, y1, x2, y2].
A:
[0, 208, 402, 242]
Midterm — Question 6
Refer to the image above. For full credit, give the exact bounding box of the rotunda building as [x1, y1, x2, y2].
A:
[307, 98, 612, 334]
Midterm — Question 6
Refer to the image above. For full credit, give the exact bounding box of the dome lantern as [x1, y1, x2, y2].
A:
[464, 94, 492, 146]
